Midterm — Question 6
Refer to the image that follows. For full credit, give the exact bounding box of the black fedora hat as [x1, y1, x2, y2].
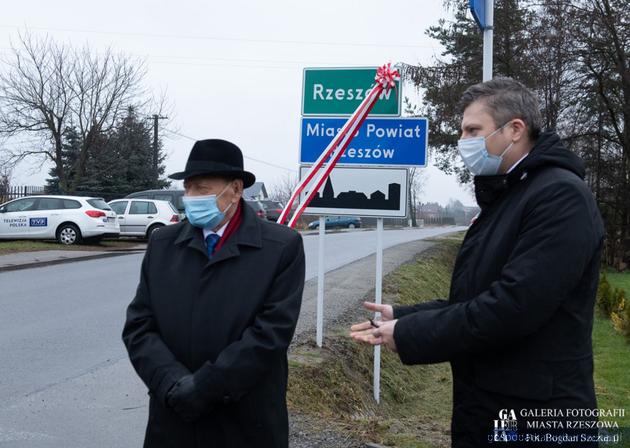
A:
[169, 139, 256, 188]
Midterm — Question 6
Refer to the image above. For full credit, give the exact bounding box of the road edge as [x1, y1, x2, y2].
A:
[0, 250, 146, 273]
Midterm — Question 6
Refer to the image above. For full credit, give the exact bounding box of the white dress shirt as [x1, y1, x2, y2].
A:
[203, 220, 229, 246]
[507, 153, 530, 174]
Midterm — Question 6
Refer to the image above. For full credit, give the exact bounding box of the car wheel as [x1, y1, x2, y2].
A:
[348, 223, 356, 229]
[146, 224, 164, 239]
[57, 224, 82, 245]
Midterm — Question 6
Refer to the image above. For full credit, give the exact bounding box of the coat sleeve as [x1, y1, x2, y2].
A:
[122, 239, 191, 405]
[193, 232, 305, 403]
[393, 300, 449, 319]
[394, 181, 602, 365]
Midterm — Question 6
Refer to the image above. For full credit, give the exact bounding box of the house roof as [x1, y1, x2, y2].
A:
[244, 182, 267, 199]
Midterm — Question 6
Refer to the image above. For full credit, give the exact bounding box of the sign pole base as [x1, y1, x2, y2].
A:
[373, 218, 384, 403]
[316, 216, 325, 348]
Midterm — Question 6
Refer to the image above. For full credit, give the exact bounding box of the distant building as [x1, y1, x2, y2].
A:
[244, 182, 268, 200]
[418, 202, 442, 219]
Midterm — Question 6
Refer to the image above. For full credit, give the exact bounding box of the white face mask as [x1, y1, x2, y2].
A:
[458, 122, 514, 176]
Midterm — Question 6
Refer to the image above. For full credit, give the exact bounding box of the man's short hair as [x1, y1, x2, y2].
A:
[458, 77, 543, 140]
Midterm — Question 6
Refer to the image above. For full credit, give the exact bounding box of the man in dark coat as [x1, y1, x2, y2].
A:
[122, 139, 305, 448]
[351, 78, 604, 447]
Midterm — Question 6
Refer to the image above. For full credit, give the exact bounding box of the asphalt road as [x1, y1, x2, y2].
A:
[0, 226, 465, 447]
[302, 226, 465, 280]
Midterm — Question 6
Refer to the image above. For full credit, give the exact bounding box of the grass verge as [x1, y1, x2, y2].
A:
[596, 271, 630, 430]
[0, 238, 143, 255]
[288, 234, 630, 447]
[607, 271, 630, 298]
[288, 236, 462, 447]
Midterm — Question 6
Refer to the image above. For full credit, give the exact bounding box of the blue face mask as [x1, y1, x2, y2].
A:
[457, 122, 514, 176]
[183, 184, 234, 229]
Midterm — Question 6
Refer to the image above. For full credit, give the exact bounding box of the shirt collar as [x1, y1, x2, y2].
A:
[203, 220, 229, 240]
[507, 153, 530, 174]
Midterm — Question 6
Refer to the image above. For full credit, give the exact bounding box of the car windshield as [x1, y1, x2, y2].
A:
[87, 199, 112, 210]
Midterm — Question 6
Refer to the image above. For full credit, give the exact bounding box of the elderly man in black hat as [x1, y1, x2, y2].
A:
[122, 139, 305, 448]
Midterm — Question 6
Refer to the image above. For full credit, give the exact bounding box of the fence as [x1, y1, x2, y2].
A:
[0, 185, 46, 204]
[420, 216, 457, 226]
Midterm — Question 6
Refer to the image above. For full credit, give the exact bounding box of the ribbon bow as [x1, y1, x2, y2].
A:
[375, 63, 400, 90]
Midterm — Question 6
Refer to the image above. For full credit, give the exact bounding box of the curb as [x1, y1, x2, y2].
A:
[0, 250, 146, 273]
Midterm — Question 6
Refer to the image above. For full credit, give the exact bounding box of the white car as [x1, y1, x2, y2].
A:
[108, 199, 180, 238]
[0, 195, 120, 245]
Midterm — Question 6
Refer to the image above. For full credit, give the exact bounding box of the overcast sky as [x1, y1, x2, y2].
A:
[1, 0, 476, 206]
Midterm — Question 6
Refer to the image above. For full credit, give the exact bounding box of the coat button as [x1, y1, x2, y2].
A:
[223, 395, 231, 404]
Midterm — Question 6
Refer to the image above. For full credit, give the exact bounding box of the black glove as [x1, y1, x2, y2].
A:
[166, 375, 210, 423]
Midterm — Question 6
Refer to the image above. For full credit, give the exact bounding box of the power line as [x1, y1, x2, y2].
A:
[0, 46, 430, 72]
[0, 24, 438, 50]
[165, 129, 297, 173]
[0, 47, 307, 71]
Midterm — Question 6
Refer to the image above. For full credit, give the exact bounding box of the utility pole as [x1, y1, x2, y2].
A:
[152, 114, 168, 188]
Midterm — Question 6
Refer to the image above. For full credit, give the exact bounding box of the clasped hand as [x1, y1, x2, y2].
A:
[166, 375, 210, 423]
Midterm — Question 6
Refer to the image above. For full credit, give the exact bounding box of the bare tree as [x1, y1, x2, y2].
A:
[402, 0, 629, 265]
[408, 167, 426, 227]
[0, 161, 12, 203]
[0, 33, 147, 193]
[269, 172, 298, 206]
[566, 0, 630, 267]
[0, 163, 11, 188]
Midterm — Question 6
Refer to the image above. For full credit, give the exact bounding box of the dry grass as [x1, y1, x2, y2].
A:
[287, 237, 463, 447]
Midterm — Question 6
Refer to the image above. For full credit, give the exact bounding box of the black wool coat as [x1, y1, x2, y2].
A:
[393, 131, 604, 447]
[122, 201, 305, 448]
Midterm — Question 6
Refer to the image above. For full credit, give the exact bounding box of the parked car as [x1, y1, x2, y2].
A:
[308, 216, 362, 230]
[245, 199, 267, 220]
[126, 190, 269, 222]
[126, 190, 185, 215]
[260, 200, 283, 222]
[0, 195, 119, 245]
[108, 199, 179, 238]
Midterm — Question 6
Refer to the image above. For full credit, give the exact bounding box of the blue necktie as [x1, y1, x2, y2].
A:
[205, 233, 220, 259]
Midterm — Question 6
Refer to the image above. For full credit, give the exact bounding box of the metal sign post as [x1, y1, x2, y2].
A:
[294, 65, 420, 395]
[483, 0, 494, 82]
[373, 217, 384, 403]
[300, 166, 408, 352]
[316, 216, 326, 347]
[470, 0, 494, 81]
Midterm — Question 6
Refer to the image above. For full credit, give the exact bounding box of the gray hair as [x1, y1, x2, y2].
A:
[458, 77, 542, 140]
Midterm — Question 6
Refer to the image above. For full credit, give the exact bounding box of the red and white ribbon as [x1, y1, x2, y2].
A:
[278, 63, 400, 228]
[376, 62, 399, 89]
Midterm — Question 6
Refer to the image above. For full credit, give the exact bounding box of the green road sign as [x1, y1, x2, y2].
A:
[302, 67, 401, 116]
